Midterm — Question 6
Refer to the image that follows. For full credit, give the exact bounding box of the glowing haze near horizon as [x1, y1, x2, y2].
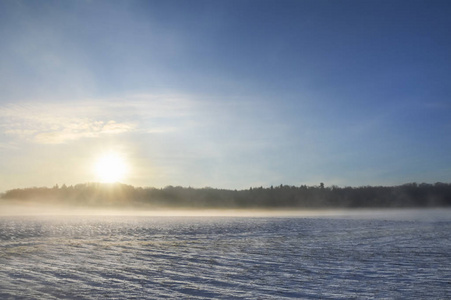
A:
[0, 0, 450, 192]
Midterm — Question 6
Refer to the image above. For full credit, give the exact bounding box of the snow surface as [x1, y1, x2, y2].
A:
[0, 209, 450, 299]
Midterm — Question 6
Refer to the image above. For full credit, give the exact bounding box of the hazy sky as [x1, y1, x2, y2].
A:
[1, 0, 450, 192]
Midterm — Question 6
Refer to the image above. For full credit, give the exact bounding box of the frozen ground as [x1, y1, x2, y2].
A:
[0, 209, 450, 299]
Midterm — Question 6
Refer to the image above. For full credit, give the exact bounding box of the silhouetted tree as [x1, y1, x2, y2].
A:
[2, 182, 451, 208]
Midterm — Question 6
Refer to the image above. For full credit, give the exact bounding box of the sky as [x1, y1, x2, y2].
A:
[1, 0, 450, 192]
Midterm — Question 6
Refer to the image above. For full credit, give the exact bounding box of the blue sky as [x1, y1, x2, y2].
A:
[1, 0, 450, 191]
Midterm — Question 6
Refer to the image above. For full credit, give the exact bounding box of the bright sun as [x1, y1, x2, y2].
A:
[94, 152, 128, 183]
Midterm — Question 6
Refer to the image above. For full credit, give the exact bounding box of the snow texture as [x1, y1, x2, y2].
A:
[1, 210, 450, 299]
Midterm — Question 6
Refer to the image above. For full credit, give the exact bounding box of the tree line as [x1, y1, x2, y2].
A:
[1, 182, 451, 208]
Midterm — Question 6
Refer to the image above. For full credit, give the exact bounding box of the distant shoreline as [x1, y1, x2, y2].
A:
[1, 182, 450, 209]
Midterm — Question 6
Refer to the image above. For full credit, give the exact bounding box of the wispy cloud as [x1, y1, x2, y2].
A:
[0, 103, 132, 144]
[0, 95, 196, 144]
[31, 120, 136, 144]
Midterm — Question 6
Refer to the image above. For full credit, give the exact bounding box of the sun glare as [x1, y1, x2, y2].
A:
[94, 152, 128, 183]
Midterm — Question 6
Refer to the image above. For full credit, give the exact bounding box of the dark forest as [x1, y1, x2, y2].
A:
[2, 182, 451, 208]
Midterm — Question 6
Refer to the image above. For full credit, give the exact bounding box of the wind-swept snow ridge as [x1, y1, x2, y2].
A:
[0, 212, 450, 299]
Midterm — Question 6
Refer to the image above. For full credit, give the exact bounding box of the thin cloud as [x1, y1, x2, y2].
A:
[32, 120, 136, 144]
[0, 103, 136, 144]
[0, 95, 196, 144]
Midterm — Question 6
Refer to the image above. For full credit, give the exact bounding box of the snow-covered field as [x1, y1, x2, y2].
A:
[1, 209, 450, 299]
